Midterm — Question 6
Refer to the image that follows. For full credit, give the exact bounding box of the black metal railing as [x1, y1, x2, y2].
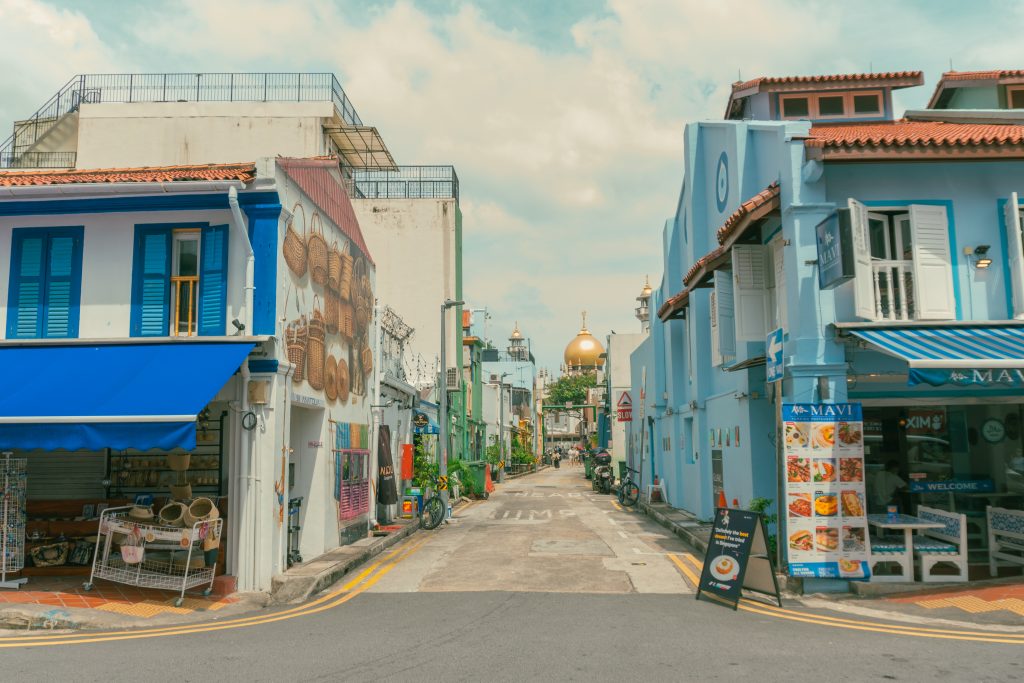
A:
[0, 151, 76, 169]
[353, 165, 460, 202]
[0, 73, 363, 168]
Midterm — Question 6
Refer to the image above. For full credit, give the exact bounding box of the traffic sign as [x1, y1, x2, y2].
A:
[766, 328, 784, 382]
[616, 391, 633, 422]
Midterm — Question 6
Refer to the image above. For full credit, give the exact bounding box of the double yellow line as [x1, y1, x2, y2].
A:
[667, 552, 1024, 644]
[0, 535, 429, 648]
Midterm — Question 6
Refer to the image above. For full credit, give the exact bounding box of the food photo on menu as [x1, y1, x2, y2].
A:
[840, 490, 865, 517]
[812, 459, 836, 483]
[787, 456, 810, 483]
[842, 526, 866, 552]
[837, 558, 866, 578]
[815, 526, 839, 552]
[788, 493, 812, 518]
[789, 528, 813, 552]
[813, 492, 837, 517]
[838, 457, 863, 483]
[785, 422, 810, 450]
[810, 423, 835, 450]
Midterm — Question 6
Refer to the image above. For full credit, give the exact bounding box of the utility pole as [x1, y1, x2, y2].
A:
[439, 298, 463, 520]
[498, 371, 511, 472]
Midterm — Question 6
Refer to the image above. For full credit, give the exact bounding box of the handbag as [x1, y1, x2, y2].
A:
[120, 527, 145, 565]
[30, 541, 70, 567]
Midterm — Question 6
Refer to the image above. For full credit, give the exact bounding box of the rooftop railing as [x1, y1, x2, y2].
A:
[1, 73, 363, 168]
[353, 165, 459, 202]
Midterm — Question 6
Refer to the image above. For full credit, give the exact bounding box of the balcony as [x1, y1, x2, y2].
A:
[353, 166, 459, 202]
[0, 151, 75, 169]
[871, 259, 916, 321]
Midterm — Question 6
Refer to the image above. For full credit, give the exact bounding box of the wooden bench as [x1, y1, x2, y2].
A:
[987, 506, 1024, 576]
[913, 506, 968, 583]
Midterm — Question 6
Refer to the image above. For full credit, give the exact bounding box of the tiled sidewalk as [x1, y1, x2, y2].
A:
[888, 581, 1024, 618]
[0, 576, 236, 618]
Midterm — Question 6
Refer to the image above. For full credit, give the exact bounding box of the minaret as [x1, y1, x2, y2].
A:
[635, 276, 652, 332]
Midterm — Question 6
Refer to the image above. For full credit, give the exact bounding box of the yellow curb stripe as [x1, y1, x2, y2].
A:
[681, 553, 704, 572]
[0, 536, 429, 647]
[668, 553, 700, 588]
[737, 598, 1024, 641]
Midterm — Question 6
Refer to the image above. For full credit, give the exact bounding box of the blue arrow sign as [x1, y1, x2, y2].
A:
[766, 328, 784, 382]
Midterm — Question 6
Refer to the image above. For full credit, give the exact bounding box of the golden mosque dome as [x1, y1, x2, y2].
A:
[564, 311, 605, 369]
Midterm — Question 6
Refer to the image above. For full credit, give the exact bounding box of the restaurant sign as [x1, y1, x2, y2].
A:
[908, 479, 994, 494]
[815, 210, 855, 290]
[696, 508, 781, 610]
[909, 368, 1024, 387]
[782, 403, 871, 580]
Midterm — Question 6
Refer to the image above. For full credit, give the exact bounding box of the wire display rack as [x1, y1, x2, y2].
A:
[1, 455, 27, 590]
[85, 506, 221, 606]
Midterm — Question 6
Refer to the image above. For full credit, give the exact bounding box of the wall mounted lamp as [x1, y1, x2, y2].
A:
[971, 245, 992, 269]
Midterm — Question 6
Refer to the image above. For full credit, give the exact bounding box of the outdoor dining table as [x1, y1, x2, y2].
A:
[867, 513, 944, 582]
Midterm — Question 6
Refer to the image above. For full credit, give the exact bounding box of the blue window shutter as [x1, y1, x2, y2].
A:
[7, 234, 45, 338]
[131, 228, 171, 337]
[43, 233, 82, 338]
[198, 224, 228, 336]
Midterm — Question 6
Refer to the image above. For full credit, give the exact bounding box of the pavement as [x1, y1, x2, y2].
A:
[0, 467, 1022, 681]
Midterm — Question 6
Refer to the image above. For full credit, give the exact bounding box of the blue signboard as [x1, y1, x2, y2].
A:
[815, 210, 855, 289]
[781, 402, 863, 422]
[908, 479, 995, 494]
[910, 367, 1024, 388]
[766, 328, 784, 382]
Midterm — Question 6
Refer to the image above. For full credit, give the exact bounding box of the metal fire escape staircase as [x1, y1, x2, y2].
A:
[0, 75, 91, 169]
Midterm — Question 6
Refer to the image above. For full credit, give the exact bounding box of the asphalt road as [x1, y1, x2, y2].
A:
[1, 467, 1022, 681]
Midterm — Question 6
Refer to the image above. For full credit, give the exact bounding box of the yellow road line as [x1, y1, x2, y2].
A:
[736, 600, 1024, 644]
[738, 598, 1024, 641]
[668, 553, 700, 588]
[611, 501, 623, 512]
[680, 553, 704, 572]
[0, 536, 429, 648]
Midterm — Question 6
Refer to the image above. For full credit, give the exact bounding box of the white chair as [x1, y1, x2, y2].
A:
[869, 540, 912, 582]
[988, 506, 1024, 576]
[914, 506, 968, 583]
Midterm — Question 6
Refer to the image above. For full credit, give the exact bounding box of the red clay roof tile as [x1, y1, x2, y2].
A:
[715, 182, 781, 246]
[807, 120, 1024, 152]
[938, 69, 1024, 82]
[732, 71, 923, 93]
[0, 162, 256, 187]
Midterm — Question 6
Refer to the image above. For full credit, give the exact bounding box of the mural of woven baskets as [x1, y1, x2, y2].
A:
[339, 300, 354, 339]
[309, 295, 326, 340]
[328, 241, 342, 294]
[286, 316, 308, 383]
[361, 342, 373, 377]
[307, 335, 325, 391]
[283, 202, 307, 278]
[325, 354, 338, 401]
[308, 212, 329, 287]
[339, 241, 354, 301]
[337, 357, 350, 403]
[355, 303, 370, 339]
[325, 291, 340, 335]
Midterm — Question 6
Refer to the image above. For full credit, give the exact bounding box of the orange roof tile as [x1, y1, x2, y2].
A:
[807, 120, 1024, 158]
[0, 162, 256, 187]
[732, 71, 922, 93]
[937, 69, 1024, 82]
[715, 182, 780, 245]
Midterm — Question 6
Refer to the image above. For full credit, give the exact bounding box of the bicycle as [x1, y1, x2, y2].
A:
[420, 474, 448, 530]
[618, 466, 640, 507]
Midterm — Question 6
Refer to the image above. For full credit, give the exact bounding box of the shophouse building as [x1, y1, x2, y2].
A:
[639, 69, 1024, 575]
[481, 323, 538, 461]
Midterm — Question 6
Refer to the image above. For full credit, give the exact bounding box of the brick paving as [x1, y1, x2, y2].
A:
[0, 576, 235, 617]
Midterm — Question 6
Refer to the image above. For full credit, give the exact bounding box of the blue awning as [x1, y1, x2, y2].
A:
[412, 411, 440, 435]
[849, 326, 1024, 387]
[0, 341, 254, 451]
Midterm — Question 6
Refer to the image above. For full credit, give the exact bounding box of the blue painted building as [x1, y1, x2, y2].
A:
[637, 70, 1024, 568]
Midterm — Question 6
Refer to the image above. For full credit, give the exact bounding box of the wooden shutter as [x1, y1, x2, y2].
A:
[712, 271, 735, 365]
[198, 224, 229, 336]
[909, 204, 956, 320]
[732, 245, 767, 341]
[43, 233, 81, 338]
[1005, 193, 1024, 320]
[709, 290, 721, 367]
[772, 237, 787, 332]
[7, 233, 45, 338]
[132, 228, 171, 336]
[848, 198, 875, 320]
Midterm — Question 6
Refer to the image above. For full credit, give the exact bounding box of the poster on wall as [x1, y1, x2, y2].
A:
[782, 403, 870, 580]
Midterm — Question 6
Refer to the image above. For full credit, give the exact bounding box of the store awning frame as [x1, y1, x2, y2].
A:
[847, 326, 1024, 369]
[323, 123, 398, 171]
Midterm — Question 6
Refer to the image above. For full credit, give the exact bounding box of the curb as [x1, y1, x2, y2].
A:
[507, 465, 550, 480]
[638, 501, 710, 554]
[270, 520, 420, 604]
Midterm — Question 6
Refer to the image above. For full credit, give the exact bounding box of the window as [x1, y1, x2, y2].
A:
[6, 227, 83, 339]
[781, 96, 809, 118]
[1009, 86, 1024, 109]
[130, 224, 228, 337]
[853, 93, 881, 114]
[818, 95, 845, 116]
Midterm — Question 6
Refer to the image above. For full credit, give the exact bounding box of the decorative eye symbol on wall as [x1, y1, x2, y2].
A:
[715, 151, 729, 213]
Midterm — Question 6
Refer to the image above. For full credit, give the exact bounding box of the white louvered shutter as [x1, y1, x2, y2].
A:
[1005, 193, 1024, 320]
[732, 245, 768, 341]
[713, 270, 735, 365]
[772, 237, 787, 332]
[848, 198, 875, 320]
[909, 204, 956, 320]
[710, 290, 721, 367]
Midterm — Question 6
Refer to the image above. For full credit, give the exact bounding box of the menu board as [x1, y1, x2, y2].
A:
[696, 508, 781, 610]
[782, 403, 871, 580]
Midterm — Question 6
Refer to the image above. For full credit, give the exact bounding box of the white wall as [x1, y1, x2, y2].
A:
[0, 206, 243, 338]
[76, 102, 334, 169]
[607, 333, 645, 463]
[352, 198, 459, 386]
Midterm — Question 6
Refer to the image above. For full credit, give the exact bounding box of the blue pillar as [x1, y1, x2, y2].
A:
[243, 202, 282, 337]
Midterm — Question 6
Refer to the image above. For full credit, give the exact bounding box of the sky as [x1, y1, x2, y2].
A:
[0, 0, 1021, 370]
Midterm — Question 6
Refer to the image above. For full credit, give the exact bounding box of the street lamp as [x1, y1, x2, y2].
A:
[498, 371, 511, 473]
[439, 298, 464, 520]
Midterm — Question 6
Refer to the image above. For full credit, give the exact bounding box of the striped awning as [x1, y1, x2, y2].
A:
[849, 326, 1024, 387]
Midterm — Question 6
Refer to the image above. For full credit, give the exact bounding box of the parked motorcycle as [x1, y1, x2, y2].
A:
[591, 451, 613, 494]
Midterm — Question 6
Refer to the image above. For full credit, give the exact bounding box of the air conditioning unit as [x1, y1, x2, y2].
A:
[490, 374, 498, 382]
[445, 367, 460, 392]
